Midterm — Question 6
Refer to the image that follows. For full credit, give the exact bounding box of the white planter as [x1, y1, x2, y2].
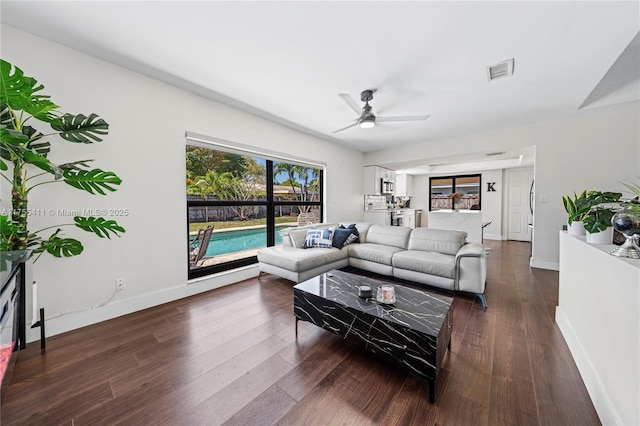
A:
[586, 226, 613, 244]
[568, 221, 586, 236]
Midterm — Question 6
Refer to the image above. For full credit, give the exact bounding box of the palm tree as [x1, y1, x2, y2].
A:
[274, 162, 299, 200]
[187, 170, 220, 222]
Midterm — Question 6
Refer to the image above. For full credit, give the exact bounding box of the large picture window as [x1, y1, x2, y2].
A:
[429, 174, 481, 211]
[186, 144, 323, 279]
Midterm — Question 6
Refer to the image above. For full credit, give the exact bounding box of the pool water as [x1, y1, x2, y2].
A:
[198, 226, 289, 257]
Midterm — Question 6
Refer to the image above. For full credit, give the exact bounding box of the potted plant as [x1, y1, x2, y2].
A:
[583, 190, 622, 244]
[0, 59, 125, 264]
[562, 190, 591, 235]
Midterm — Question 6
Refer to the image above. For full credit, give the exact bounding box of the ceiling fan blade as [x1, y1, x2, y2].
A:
[332, 120, 360, 133]
[376, 115, 431, 123]
[338, 94, 362, 115]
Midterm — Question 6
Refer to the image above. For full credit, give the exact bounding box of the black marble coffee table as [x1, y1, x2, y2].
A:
[293, 269, 453, 403]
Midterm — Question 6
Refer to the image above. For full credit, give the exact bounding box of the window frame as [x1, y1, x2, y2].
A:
[428, 173, 482, 211]
[186, 138, 324, 280]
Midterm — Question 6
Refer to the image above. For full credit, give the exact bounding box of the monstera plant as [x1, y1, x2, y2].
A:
[0, 59, 125, 262]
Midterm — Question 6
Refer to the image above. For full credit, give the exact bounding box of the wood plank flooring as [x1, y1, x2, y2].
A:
[0, 240, 601, 425]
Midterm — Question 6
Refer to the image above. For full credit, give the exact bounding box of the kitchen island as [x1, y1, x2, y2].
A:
[427, 210, 482, 243]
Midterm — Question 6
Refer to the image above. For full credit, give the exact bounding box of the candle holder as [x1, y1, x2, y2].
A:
[376, 285, 396, 304]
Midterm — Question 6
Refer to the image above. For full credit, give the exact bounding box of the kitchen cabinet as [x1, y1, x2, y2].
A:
[395, 174, 413, 197]
[405, 210, 415, 228]
[364, 166, 396, 195]
[364, 210, 392, 226]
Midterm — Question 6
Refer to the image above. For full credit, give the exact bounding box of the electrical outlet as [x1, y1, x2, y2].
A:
[115, 278, 126, 291]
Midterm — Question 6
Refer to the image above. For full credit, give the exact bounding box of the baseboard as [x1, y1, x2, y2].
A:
[529, 257, 559, 271]
[483, 233, 503, 241]
[556, 307, 618, 425]
[26, 265, 259, 343]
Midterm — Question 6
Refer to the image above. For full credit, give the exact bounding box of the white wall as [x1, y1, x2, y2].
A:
[1, 26, 364, 340]
[365, 104, 640, 270]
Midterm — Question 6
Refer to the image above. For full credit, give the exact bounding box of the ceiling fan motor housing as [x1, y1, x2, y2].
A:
[360, 89, 375, 102]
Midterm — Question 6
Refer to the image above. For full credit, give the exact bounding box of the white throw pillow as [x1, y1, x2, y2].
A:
[303, 228, 334, 248]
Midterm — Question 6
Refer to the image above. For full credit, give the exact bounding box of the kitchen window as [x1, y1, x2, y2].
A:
[429, 174, 481, 211]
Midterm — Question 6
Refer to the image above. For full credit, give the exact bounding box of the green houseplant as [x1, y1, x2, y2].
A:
[582, 190, 622, 244]
[0, 59, 125, 262]
[562, 190, 591, 235]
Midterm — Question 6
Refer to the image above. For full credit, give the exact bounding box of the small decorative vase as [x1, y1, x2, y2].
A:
[609, 205, 640, 258]
[567, 221, 586, 236]
[585, 227, 613, 244]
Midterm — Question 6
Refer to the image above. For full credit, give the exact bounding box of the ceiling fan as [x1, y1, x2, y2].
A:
[333, 89, 430, 133]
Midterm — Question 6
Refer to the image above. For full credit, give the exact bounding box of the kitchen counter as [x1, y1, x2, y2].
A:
[363, 209, 419, 228]
[427, 210, 482, 243]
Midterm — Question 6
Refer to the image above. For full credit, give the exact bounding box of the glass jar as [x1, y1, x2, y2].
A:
[609, 204, 640, 258]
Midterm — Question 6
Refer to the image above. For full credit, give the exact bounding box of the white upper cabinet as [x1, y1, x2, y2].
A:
[364, 166, 396, 195]
[395, 173, 414, 197]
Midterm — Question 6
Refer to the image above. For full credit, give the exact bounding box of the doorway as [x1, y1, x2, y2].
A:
[507, 168, 534, 242]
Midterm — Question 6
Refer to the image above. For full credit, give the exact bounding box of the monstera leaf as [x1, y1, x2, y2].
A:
[32, 229, 83, 258]
[0, 59, 49, 110]
[23, 98, 59, 123]
[0, 127, 29, 145]
[24, 126, 51, 157]
[74, 216, 125, 239]
[0, 215, 20, 251]
[51, 113, 109, 143]
[63, 168, 122, 195]
[22, 150, 62, 179]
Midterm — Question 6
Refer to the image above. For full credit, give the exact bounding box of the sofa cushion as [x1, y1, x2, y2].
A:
[258, 245, 348, 273]
[304, 228, 334, 248]
[289, 228, 308, 248]
[393, 250, 456, 279]
[347, 243, 404, 266]
[338, 222, 370, 242]
[407, 228, 467, 256]
[332, 224, 360, 248]
[365, 225, 412, 249]
[286, 223, 339, 248]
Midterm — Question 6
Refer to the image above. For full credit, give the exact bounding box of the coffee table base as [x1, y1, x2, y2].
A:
[293, 271, 453, 404]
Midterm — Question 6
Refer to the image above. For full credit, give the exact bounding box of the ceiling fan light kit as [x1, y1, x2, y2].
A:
[360, 115, 375, 128]
[334, 88, 430, 133]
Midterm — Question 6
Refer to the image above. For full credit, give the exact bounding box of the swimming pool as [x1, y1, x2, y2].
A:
[198, 225, 290, 257]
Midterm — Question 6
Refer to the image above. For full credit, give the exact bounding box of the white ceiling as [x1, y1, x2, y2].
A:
[2, 1, 639, 173]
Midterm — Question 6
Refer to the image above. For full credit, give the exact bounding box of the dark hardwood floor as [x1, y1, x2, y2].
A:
[0, 240, 600, 425]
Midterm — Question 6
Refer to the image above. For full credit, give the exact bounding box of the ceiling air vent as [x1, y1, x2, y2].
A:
[486, 58, 514, 82]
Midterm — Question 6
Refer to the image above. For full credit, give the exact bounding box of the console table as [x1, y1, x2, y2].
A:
[0, 251, 28, 389]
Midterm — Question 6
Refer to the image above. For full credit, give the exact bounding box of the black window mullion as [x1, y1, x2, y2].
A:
[266, 160, 275, 247]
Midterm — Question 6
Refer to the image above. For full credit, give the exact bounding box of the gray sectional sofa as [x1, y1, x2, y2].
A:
[257, 222, 488, 308]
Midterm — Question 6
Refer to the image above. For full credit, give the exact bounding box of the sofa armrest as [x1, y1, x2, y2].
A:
[456, 243, 486, 258]
[455, 243, 487, 294]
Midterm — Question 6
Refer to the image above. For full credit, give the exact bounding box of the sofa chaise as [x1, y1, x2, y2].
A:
[257, 222, 488, 309]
